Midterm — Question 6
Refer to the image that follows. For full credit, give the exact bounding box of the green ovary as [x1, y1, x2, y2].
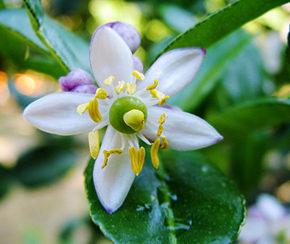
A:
[109, 96, 147, 134]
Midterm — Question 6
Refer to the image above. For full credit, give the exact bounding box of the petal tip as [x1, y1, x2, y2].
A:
[105, 208, 114, 214]
[201, 48, 206, 56]
[216, 134, 223, 143]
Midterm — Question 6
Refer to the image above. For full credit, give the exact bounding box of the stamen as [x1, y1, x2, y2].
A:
[132, 70, 145, 80]
[150, 89, 170, 105]
[76, 103, 88, 115]
[157, 113, 167, 136]
[115, 81, 125, 94]
[95, 88, 108, 99]
[150, 137, 160, 169]
[103, 75, 115, 85]
[88, 130, 100, 159]
[146, 79, 158, 90]
[102, 148, 123, 168]
[129, 146, 145, 176]
[161, 136, 169, 149]
[123, 109, 145, 132]
[126, 82, 137, 94]
[88, 97, 102, 123]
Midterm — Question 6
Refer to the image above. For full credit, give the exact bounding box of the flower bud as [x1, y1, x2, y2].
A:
[59, 69, 93, 91]
[133, 56, 143, 72]
[99, 22, 141, 53]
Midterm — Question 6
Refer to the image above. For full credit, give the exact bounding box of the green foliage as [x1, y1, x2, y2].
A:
[85, 151, 245, 243]
[208, 98, 290, 140]
[1, 0, 289, 242]
[23, 0, 90, 72]
[161, 0, 289, 52]
[0, 8, 64, 77]
[169, 30, 252, 111]
[13, 143, 76, 187]
[0, 164, 13, 200]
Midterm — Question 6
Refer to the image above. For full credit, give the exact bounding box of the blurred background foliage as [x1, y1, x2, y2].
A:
[0, 0, 289, 243]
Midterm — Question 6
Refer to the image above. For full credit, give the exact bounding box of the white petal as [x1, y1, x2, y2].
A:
[90, 27, 134, 87]
[93, 126, 135, 213]
[140, 48, 205, 95]
[142, 106, 222, 151]
[23, 92, 96, 135]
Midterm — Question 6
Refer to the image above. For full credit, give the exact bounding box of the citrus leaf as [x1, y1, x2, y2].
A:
[85, 151, 245, 243]
[13, 144, 76, 187]
[208, 98, 290, 139]
[23, 0, 89, 72]
[162, 0, 289, 52]
[169, 30, 251, 111]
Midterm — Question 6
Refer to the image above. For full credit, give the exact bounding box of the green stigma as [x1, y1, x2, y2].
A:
[109, 96, 147, 134]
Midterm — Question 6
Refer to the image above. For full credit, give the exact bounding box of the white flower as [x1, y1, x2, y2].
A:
[239, 194, 290, 243]
[23, 27, 222, 213]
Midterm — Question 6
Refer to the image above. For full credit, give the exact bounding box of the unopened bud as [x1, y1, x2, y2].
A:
[59, 69, 93, 92]
[99, 22, 141, 53]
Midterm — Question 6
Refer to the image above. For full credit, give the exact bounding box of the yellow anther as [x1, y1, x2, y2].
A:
[88, 130, 100, 159]
[103, 75, 115, 85]
[157, 113, 167, 136]
[102, 148, 123, 168]
[126, 82, 137, 94]
[161, 136, 169, 149]
[123, 109, 145, 132]
[150, 137, 160, 169]
[159, 113, 167, 124]
[150, 89, 170, 105]
[95, 88, 108, 99]
[88, 97, 102, 123]
[115, 81, 125, 94]
[76, 103, 89, 115]
[132, 70, 145, 80]
[129, 146, 145, 176]
[146, 79, 158, 90]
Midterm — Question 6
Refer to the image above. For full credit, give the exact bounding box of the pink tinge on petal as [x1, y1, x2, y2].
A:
[98, 22, 141, 53]
[59, 68, 94, 91]
[72, 84, 97, 94]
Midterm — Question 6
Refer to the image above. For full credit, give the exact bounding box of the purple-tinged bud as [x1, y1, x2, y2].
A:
[59, 69, 93, 91]
[133, 56, 143, 72]
[100, 22, 141, 53]
[72, 84, 97, 94]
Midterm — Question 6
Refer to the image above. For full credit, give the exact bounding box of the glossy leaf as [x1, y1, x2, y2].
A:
[85, 150, 245, 243]
[169, 30, 251, 111]
[24, 0, 90, 72]
[162, 0, 289, 52]
[208, 98, 290, 139]
[13, 144, 76, 187]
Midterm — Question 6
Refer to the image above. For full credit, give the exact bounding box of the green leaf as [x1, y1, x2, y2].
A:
[208, 98, 290, 139]
[162, 0, 288, 52]
[230, 132, 270, 195]
[24, 0, 90, 72]
[169, 30, 251, 111]
[0, 164, 13, 200]
[0, 9, 64, 77]
[85, 151, 245, 243]
[13, 143, 76, 187]
[0, 8, 45, 50]
[221, 42, 265, 103]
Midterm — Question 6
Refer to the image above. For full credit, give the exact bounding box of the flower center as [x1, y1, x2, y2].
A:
[109, 96, 147, 134]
